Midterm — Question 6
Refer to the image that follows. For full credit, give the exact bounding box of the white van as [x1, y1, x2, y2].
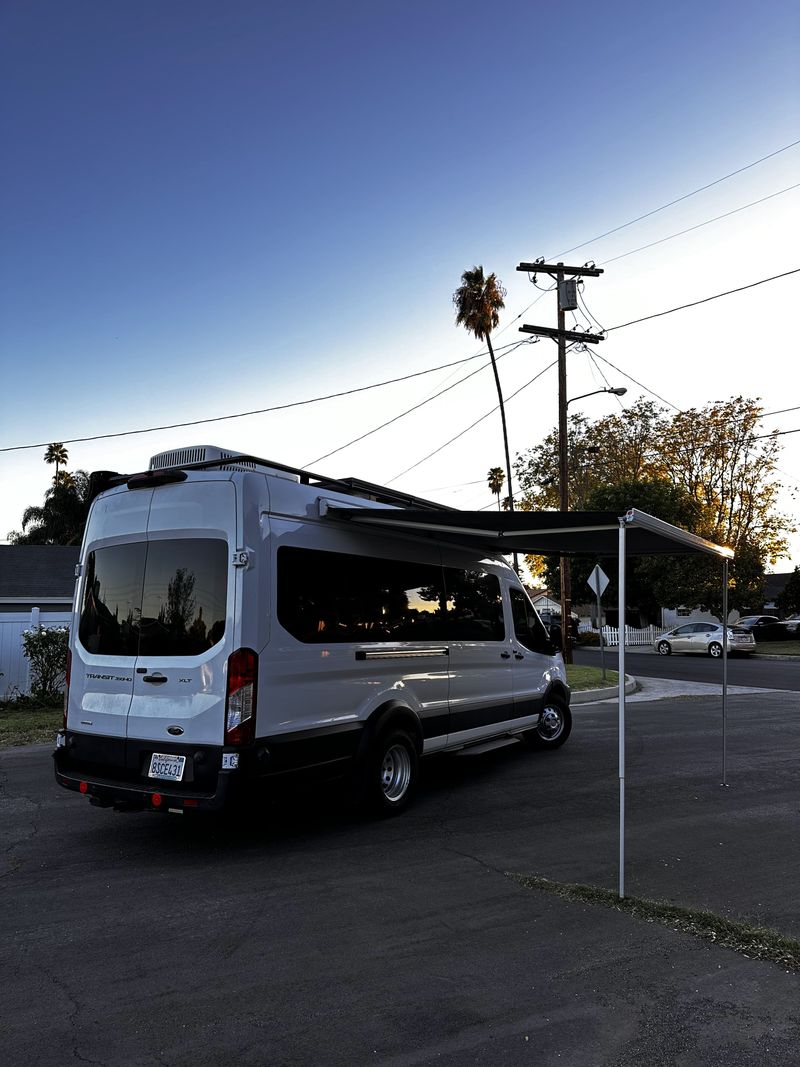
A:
[54, 447, 571, 816]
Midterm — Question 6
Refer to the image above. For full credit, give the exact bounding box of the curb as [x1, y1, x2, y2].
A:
[571, 674, 637, 705]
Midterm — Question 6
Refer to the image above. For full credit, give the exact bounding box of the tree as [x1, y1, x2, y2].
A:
[487, 467, 505, 510]
[44, 443, 69, 482]
[10, 470, 92, 545]
[454, 267, 514, 512]
[776, 567, 800, 616]
[514, 396, 793, 604]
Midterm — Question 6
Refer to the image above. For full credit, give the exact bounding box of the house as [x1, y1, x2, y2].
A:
[0, 546, 78, 697]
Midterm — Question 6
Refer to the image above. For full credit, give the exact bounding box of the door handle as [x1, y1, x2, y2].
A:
[143, 674, 168, 685]
[500, 651, 511, 659]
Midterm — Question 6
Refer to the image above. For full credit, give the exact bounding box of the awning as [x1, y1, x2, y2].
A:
[323, 504, 733, 560]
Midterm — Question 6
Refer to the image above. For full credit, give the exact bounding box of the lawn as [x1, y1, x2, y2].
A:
[755, 640, 800, 656]
[566, 664, 620, 691]
[0, 699, 62, 747]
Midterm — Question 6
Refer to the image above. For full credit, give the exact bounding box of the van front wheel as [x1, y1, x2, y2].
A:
[524, 698, 572, 749]
[361, 728, 418, 817]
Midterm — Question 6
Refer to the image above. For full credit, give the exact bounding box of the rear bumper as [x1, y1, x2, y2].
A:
[53, 730, 245, 812]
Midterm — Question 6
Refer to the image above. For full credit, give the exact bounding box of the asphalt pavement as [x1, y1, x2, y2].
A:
[2, 682, 800, 1066]
[574, 645, 800, 691]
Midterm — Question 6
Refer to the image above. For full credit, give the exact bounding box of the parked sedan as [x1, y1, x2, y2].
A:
[654, 622, 755, 658]
[735, 615, 790, 641]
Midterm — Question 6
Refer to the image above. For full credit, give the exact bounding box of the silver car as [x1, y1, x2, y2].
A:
[654, 622, 755, 658]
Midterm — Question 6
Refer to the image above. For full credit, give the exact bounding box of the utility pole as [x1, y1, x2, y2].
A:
[516, 260, 604, 664]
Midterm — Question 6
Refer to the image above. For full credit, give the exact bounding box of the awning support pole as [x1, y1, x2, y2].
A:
[722, 558, 729, 787]
[618, 518, 626, 900]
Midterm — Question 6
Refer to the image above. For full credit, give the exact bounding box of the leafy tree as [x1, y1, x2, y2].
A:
[487, 467, 505, 510]
[514, 396, 793, 615]
[10, 470, 92, 545]
[454, 267, 514, 512]
[44, 443, 69, 482]
[776, 567, 800, 616]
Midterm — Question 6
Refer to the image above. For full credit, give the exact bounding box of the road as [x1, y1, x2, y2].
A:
[3, 691, 800, 1066]
[574, 645, 800, 691]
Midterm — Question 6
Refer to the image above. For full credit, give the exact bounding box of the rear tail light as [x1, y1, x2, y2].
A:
[225, 647, 258, 745]
[63, 649, 72, 730]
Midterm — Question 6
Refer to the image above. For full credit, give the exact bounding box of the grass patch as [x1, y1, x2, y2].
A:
[566, 664, 620, 691]
[510, 873, 800, 972]
[755, 640, 800, 656]
[0, 698, 62, 747]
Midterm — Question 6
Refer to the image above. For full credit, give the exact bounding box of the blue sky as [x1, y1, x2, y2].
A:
[2, 0, 799, 565]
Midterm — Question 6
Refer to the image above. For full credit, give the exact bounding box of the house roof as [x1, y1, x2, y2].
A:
[0, 546, 79, 599]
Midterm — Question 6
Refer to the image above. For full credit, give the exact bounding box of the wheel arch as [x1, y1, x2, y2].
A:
[358, 700, 424, 759]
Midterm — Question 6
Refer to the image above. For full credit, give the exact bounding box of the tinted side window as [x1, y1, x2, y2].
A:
[509, 587, 553, 654]
[442, 567, 505, 641]
[277, 547, 449, 643]
[79, 543, 146, 656]
[138, 540, 228, 656]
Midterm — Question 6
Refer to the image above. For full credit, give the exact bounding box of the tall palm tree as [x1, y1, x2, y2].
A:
[453, 267, 514, 512]
[487, 467, 505, 511]
[44, 442, 69, 482]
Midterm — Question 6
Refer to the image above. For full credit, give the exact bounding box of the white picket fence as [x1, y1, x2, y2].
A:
[582, 624, 661, 647]
[0, 610, 72, 699]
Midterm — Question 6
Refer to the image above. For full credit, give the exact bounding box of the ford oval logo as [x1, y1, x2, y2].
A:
[167, 725, 184, 736]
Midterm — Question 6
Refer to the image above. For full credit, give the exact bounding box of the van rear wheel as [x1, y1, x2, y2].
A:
[360, 728, 418, 817]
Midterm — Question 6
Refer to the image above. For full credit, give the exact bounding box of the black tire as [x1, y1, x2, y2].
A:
[708, 642, 723, 658]
[359, 728, 419, 817]
[657, 641, 671, 656]
[525, 697, 572, 749]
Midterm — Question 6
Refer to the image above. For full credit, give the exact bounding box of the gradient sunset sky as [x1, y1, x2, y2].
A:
[2, 0, 799, 563]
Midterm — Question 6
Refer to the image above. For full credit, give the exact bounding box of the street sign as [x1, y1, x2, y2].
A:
[587, 564, 609, 599]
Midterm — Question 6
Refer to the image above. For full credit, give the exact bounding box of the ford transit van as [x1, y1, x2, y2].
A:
[54, 447, 571, 816]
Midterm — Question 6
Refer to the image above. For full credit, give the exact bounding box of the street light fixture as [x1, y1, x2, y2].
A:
[567, 386, 627, 407]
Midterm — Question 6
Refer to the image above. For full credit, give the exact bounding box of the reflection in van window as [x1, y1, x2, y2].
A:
[442, 568, 505, 641]
[277, 547, 506, 643]
[79, 543, 146, 656]
[78, 539, 228, 657]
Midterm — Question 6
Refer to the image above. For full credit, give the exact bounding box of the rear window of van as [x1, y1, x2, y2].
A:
[79, 539, 227, 657]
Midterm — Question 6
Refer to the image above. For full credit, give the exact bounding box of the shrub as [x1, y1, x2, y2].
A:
[21, 626, 69, 700]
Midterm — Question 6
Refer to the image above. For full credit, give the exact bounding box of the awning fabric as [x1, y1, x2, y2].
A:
[323, 505, 733, 560]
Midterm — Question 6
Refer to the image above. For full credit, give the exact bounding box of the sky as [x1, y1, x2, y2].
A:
[1, 0, 799, 570]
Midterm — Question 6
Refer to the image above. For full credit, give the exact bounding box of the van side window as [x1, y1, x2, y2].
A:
[509, 587, 552, 654]
[277, 547, 449, 643]
[442, 568, 505, 641]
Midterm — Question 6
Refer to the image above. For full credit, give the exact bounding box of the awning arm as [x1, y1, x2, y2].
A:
[621, 509, 734, 559]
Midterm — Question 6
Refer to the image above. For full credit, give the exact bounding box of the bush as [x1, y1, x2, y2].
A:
[21, 626, 69, 700]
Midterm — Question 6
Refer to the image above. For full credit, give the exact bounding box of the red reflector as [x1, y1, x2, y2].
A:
[152, 793, 162, 807]
[184, 798, 198, 807]
[79, 781, 88, 794]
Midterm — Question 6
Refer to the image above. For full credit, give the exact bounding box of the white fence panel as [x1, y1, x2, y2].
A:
[585, 625, 660, 647]
[0, 612, 72, 698]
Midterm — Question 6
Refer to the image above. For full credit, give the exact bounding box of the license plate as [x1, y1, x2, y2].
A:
[148, 753, 186, 782]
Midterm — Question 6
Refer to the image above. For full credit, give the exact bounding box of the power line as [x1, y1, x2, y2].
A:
[584, 348, 680, 411]
[387, 360, 559, 483]
[551, 136, 800, 259]
[307, 338, 535, 466]
[606, 267, 800, 333]
[754, 426, 800, 440]
[599, 182, 800, 266]
[0, 341, 523, 456]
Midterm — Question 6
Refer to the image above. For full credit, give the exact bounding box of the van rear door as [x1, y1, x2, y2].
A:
[70, 489, 154, 739]
[126, 480, 236, 747]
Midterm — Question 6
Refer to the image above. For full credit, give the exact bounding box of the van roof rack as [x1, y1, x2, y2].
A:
[92, 453, 454, 512]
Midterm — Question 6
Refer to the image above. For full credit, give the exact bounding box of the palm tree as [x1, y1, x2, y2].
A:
[453, 267, 514, 512]
[11, 470, 91, 545]
[487, 467, 505, 510]
[44, 442, 69, 483]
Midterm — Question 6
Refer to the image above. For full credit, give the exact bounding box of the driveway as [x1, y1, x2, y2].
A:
[2, 692, 800, 1065]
